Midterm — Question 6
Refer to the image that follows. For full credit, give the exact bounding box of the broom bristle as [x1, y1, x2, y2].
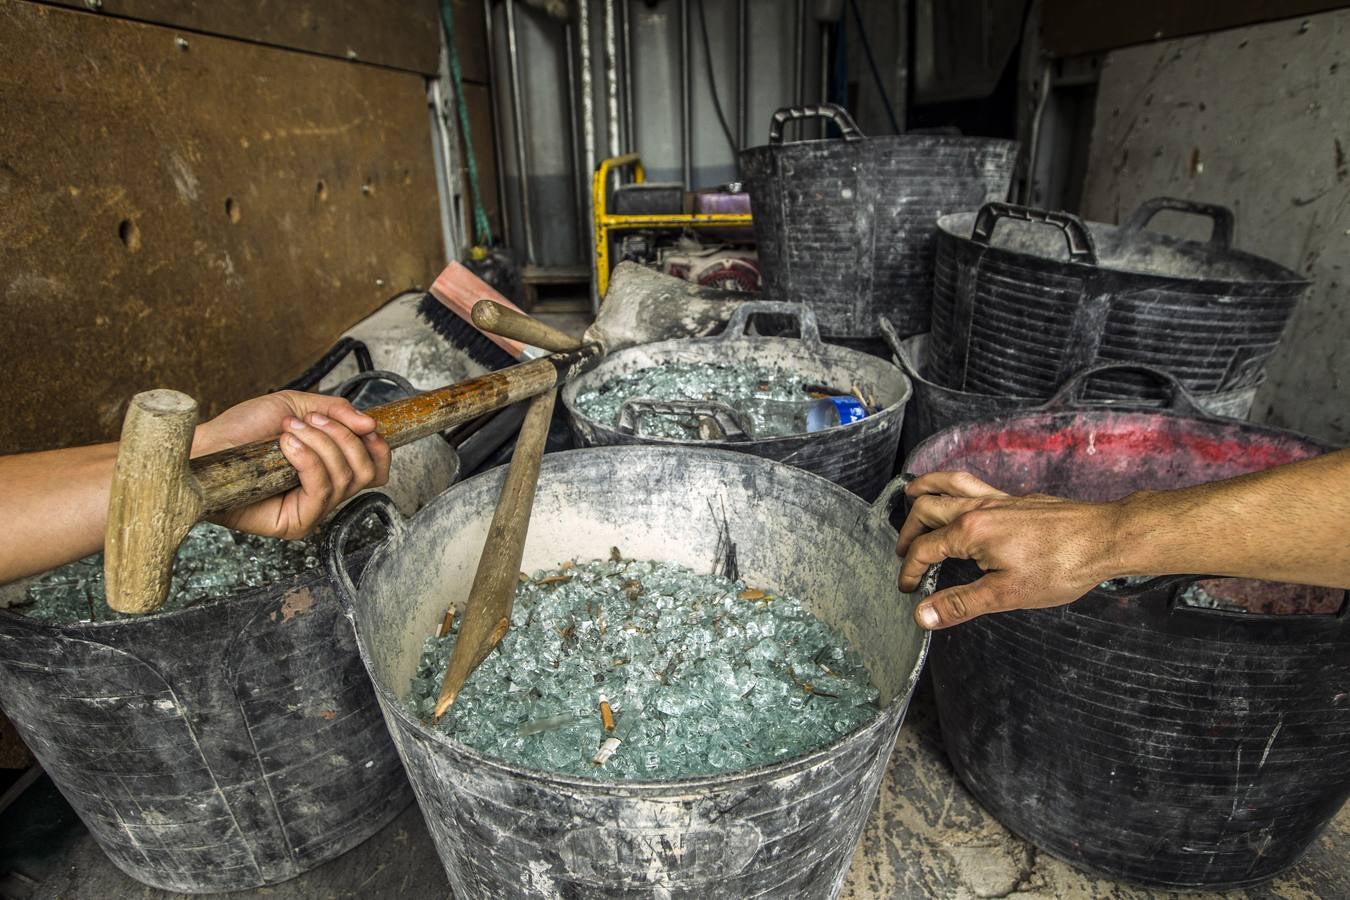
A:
[416, 293, 518, 371]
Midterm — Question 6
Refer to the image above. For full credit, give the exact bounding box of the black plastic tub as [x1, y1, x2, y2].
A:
[0, 553, 411, 894]
[562, 302, 911, 500]
[739, 104, 1016, 340]
[0, 371, 457, 893]
[926, 198, 1308, 399]
[904, 379, 1348, 889]
[326, 448, 930, 898]
[881, 321, 1261, 459]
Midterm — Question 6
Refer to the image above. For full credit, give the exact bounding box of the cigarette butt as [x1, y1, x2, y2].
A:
[436, 608, 456, 638]
[599, 693, 615, 731]
[592, 736, 621, 766]
[738, 588, 767, 601]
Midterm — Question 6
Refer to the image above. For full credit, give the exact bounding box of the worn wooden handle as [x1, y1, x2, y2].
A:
[193, 345, 599, 513]
[471, 300, 584, 353]
[105, 391, 206, 614]
[435, 388, 556, 717]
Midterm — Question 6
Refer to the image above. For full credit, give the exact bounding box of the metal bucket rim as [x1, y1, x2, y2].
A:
[561, 336, 913, 448]
[349, 445, 931, 794]
[935, 211, 1309, 290]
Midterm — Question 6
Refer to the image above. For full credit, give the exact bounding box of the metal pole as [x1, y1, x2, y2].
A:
[794, 0, 805, 108]
[483, 0, 512, 245]
[577, 0, 599, 311]
[737, 0, 748, 152]
[620, 0, 635, 152]
[578, 0, 597, 185]
[680, 0, 691, 188]
[504, 0, 537, 264]
[819, 22, 829, 138]
[564, 21, 586, 257]
[604, 0, 620, 161]
[428, 80, 461, 262]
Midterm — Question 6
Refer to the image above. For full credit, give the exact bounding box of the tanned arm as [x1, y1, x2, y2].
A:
[0, 391, 390, 585]
[895, 450, 1350, 629]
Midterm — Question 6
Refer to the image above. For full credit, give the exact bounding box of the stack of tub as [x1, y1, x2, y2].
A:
[893, 197, 1308, 454]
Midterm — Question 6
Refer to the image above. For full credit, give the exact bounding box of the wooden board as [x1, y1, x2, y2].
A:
[451, 0, 491, 85]
[1041, 0, 1350, 57]
[44, 0, 441, 74]
[0, 1, 445, 453]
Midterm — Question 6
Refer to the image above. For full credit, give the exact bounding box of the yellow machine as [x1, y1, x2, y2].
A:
[590, 153, 754, 298]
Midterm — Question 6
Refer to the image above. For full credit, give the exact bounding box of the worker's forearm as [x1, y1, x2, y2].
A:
[1111, 449, 1350, 588]
[0, 443, 119, 584]
[0, 426, 234, 584]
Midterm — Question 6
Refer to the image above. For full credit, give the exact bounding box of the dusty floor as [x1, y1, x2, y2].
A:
[6, 680, 1346, 899]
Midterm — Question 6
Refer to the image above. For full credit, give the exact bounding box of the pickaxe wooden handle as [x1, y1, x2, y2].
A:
[104, 345, 602, 615]
[433, 301, 585, 716]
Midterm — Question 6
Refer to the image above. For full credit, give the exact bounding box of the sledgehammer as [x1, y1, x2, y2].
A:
[104, 346, 602, 615]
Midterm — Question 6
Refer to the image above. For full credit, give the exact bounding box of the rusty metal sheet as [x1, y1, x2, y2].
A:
[0, 1, 445, 453]
[43, 0, 441, 74]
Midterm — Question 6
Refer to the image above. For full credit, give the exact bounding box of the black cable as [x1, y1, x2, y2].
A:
[848, 0, 900, 134]
[695, 0, 739, 156]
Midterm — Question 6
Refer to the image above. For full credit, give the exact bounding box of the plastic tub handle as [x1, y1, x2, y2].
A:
[767, 103, 865, 144]
[1107, 576, 1347, 628]
[333, 370, 417, 404]
[869, 472, 915, 526]
[930, 560, 1350, 632]
[722, 300, 823, 347]
[1120, 196, 1235, 250]
[1041, 362, 1211, 418]
[616, 397, 752, 441]
[323, 492, 407, 611]
[1097, 573, 1205, 598]
[279, 337, 374, 392]
[970, 202, 1098, 265]
[1162, 580, 1350, 623]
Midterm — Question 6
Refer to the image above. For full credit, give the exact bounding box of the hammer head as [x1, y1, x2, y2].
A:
[105, 390, 206, 614]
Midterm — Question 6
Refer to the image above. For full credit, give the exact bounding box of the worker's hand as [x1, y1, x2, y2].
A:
[896, 471, 1123, 630]
[192, 391, 391, 540]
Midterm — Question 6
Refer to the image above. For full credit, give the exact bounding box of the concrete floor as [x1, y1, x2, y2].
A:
[8, 681, 1346, 899]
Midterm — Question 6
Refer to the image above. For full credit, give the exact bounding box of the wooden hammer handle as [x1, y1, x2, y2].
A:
[471, 300, 584, 353]
[192, 345, 600, 513]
